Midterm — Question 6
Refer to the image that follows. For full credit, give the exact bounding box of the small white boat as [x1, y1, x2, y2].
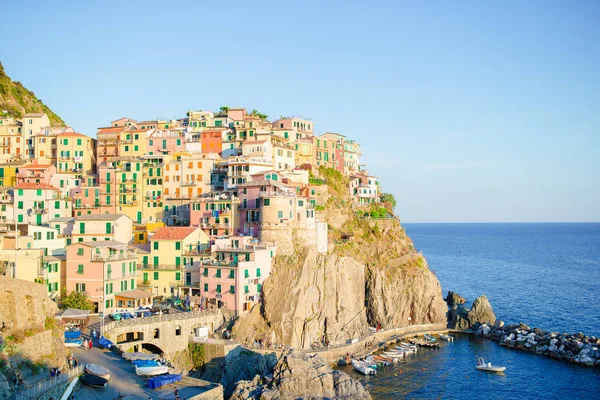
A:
[476, 357, 506, 373]
[439, 334, 455, 342]
[396, 346, 417, 354]
[383, 351, 405, 358]
[135, 365, 170, 376]
[400, 342, 418, 350]
[85, 364, 111, 380]
[352, 359, 376, 375]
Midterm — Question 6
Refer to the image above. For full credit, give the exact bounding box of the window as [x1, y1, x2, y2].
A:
[244, 269, 249, 278]
[153, 328, 160, 339]
[175, 242, 181, 250]
[175, 272, 181, 281]
[18, 215, 23, 223]
[153, 241, 158, 250]
[17, 201, 23, 209]
[278, 211, 283, 218]
[175, 326, 181, 336]
[229, 285, 235, 294]
[244, 285, 249, 294]
[203, 268, 208, 277]
[256, 268, 261, 277]
[257, 283, 262, 292]
[263, 198, 270, 206]
[153, 271, 159, 280]
[77, 265, 84, 274]
[204, 283, 208, 292]
[105, 222, 112, 234]
[216, 269, 221, 278]
[229, 270, 235, 279]
[77, 139, 82, 145]
[216, 284, 221, 293]
[77, 248, 84, 256]
[75, 283, 86, 292]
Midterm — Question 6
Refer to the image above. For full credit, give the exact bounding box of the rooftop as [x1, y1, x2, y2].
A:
[74, 214, 128, 222]
[152, 227, 197, 241]
[19, 164, 53, 169]
[78, 240, 130, 248]
[14, 182, 60, 191]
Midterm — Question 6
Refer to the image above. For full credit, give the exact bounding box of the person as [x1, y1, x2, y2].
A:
[83, 339, 88, 350]
[174, 386, 180, 400]
[88, 339, 93, 350]
[91, 329, 96, 339]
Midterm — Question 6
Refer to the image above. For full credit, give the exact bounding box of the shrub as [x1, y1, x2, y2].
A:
[188, 343, 205, 368]
[45, 316, 58, 330]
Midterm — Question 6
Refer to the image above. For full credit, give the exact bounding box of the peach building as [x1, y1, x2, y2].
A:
[146, 129, 186, 155]
[189, 191, 240, 239]
[200, 236, 276, 315]
[16, 163, 56, 184]
[65, 241, 143, 312]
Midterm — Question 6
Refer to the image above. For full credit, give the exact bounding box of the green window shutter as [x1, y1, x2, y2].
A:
[229, 286, 235, 294]
[122, 263, 126, 274]
[256, 268, 261, 277]
[106, 222, 112, 234]
[175, 242, 181, 250]
[143, 272, 148, 282]
[106, 196, 111, 205]
[37, 189, 42, 196]
[216, 269, 221, 278]
[18, 189, 23, 196]
[143, 256, 148, 265]
[278, 211, 283, 218]
[203, 268, 208, 277]
[175, 272, 181, 281]
[153, 256, 159, 265]
[244, 270, 249, 278]
[244, 285, 249, 294]
[229, 270, 235, 279]
[153, 271, 159, 280]
[204, 283, 208, 292]
[175, 257, 181, 266]
[79, 223, 85, 234]
[77, 139, 82, 145]
[257, 283, 262, 292]
[216, 284, 221, 293]
[153, 241, 158, 250]
[77, 264, 84, 274]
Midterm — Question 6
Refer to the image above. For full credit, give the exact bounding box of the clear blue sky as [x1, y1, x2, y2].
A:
[1, 0, 598, 222]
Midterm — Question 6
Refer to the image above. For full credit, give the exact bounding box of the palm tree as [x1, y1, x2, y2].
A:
[250, 109, 259, 116]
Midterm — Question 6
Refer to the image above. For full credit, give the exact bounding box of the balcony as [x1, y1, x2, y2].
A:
[59, 156, 70, 160]
[139, 264, 182, 270]
[181, 181, 197, 187]
[92, 251, 137, 262]
[0, 142, 11, 147]
[119, 179, 137, 184]
[118, 201, 139, 207]
[73, 156, 84, 163]
[74, 203, 100, 209]
[183, 246, 211, 256]
[118, 188, 138, 194]
[98, 140, 119, 146]
[201, 260, 237, 267]
[258, 191, 296, 198]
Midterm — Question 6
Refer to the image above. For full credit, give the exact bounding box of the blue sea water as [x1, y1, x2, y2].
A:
[344, 223, 600, 399]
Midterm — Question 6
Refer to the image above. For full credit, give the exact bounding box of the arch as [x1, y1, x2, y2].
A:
[141, 343, 164, 355]
[175, 325, 181, 336]
[120, 341, 165, 356]
[116, 331, 144, 344]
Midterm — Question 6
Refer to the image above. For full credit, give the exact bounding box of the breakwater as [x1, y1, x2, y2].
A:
[475, 321, 600, 368]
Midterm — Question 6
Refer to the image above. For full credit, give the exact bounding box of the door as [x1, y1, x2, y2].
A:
[185, 272, 191, 286]
[36, 213, 42, 225]
[137, 212, 142, 224]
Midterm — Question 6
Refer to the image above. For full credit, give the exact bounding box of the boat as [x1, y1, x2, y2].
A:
[64, 338, 83, 348]
[383, 351, 405, 359]
[147, 374, 182, 389]
[80, 373, 108, 388]
[64, 330, 82, 340]
[98, 336, 113, 349]
[372, 355, 395, 364]
[396, 345, 417, 354]
[476, 357, 506, 373]
[400, 342, 418, 350]
[439, 334, 455, 342]
[122, 352, 159, 361]
[132, 359, 160, 368]
[351, 359, 376, 375]
[408, 338, 439, 349]
[424, 334, 438, 343]
[85, 364, 111, 380]
[135, 365, 170, 376]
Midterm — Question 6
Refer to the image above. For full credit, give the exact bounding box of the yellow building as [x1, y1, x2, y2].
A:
[139, 226, 209, 296]
[0, 116, 24, 161]
[0, 160, 27, 187]
[56, 132, 97, 176]
[118, 128, 150, 158]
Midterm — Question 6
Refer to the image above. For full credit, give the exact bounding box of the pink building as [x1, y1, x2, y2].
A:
[65, 241, 148, 312]
[190, 192, 241, 239]
[200, 236, 276, 315]
[146, 129, 186, 155]
[16, 163, 56, 184]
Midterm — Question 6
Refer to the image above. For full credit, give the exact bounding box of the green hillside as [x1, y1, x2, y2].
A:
[0, 61, 65, 126]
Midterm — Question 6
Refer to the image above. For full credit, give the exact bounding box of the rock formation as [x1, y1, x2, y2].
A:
[227, 348, 371, 400]
[232, 170, 447, 349]
[445, 291, 466, 306]
[446, 293, 496, 330]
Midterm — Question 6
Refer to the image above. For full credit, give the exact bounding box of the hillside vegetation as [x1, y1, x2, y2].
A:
[0, 61, 65, 125]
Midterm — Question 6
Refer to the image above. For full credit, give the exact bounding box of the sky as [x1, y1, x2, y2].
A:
[1, 0, 598, 222]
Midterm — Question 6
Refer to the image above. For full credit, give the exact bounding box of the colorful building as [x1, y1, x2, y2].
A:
[350, 173, 380, 204]
[13, 182, 72, 225]
[56, 132, 97, 176]
[314, 133, 345, 172]
[200, 236, 276, 315]
[189, 191, 241, 238]
[146, 129, 186, 155]
[16, 163, 56, 185]
[0, 160, 27, 187]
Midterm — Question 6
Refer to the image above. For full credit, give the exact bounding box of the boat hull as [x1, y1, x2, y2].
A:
[81, 373, 108, 388]
[476, 366, 506, 372]
[135, 366, 170, 376]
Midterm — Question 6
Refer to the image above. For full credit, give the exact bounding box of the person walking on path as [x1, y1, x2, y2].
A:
[88, 339, 93, 350]
[91, 329, 96, 340]
[83, 339, 88, 350]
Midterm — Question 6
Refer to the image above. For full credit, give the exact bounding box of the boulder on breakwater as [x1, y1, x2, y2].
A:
[480, 322, 600, 367]
[445, 291, 466, 306]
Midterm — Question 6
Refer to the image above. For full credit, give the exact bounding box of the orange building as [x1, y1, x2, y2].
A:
[201, 129, 226, 154]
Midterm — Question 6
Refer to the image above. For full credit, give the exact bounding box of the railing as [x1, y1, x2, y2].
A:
[183, 248, 211, 255]
[74, 203, 100, 209]
[92, 251, 137, 262]
[98, 140, 119, 146]
[181, 181, 197, 186]
[139, 264, 182, 270]
[259, 191, 296, 198]
[201, 260, 237, 267]
[103, 309, 220, 332]
[14, 364, 84, 400]
[118, 201, 139, 206]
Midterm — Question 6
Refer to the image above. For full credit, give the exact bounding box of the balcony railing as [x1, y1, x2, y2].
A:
[118, 201, 139, 207]
[92, 251, 137, 262]
[181, 181, 197, 187]
[74, 203, 100, 209]
[139, 264, 182, 270]
[182, 247, 211, 256]
[201, 260, 237, 267]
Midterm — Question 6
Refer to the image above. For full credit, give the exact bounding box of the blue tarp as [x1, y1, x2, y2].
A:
[64, 330, 81, 339]
[132, 359, 159, 367]
[64, 338, 83, 344]
[147, 374, 181, 389]
[98, 336, 113, 349]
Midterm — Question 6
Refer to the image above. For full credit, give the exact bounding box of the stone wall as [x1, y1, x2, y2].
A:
[180, 376, 224, 400]
[0, 275, 57, 332]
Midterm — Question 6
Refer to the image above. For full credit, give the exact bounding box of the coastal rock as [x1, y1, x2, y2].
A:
[220, 346, 278, 397]
[447, 306, 470, 330]
[445, 291, 466, 306]
[494, 320, 505, 329]
[229, 349, 371, 400]
[467, 295, 496, 327]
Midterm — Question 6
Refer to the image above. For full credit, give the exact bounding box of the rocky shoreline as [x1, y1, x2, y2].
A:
[446, 291, 600, 368]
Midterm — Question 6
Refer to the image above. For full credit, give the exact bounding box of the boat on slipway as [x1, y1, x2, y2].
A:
[352, 359, 377, 375]
[135, 365, 170, 376]
[80, 373, 108, 388]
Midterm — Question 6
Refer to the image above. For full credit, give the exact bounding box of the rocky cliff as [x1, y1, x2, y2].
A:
[233, 168, 447, 349]
[225, 347, 370, 400]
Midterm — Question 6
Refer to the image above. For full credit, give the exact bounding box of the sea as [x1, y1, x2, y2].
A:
[338, 223, 600, 400]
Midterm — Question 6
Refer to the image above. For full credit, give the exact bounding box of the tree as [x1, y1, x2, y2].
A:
[219, 105, 229, 112]
[250, 109, 258, 116]
[380, 192, 397, 209]
[59, 290, 95, 311]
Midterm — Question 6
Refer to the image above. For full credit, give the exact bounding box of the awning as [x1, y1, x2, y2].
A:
[114, 289, 154, 300]
[56, 308, 91, 319]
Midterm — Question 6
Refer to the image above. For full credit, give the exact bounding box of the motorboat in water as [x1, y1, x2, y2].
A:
[352, 359, 377, 375]
[400, 342, 418, 350]
[80, 373, 108, 388]
[424, 334, 438, 343]
[135, 365, 170, 376]
[439, 334, 455, 342]
[476, 357, 506, 373]
[396, 345, 417, 354]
